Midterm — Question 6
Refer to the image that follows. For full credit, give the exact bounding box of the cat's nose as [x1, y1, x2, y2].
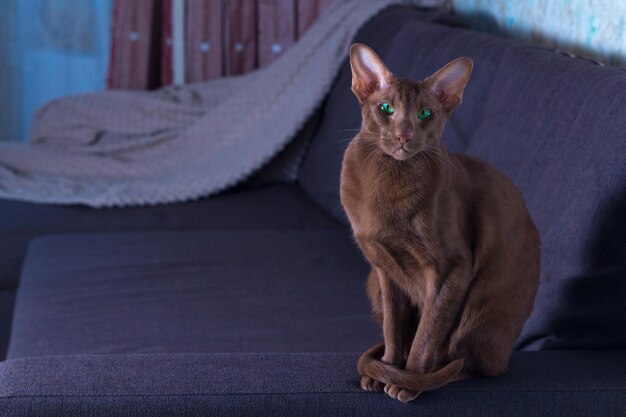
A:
[395, 132, 410, 145]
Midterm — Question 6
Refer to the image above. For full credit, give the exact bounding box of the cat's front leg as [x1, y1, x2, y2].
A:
[375, 267, 411, 365]
[408, 265, 472, 371]
[359, 267, 411, 393]
[359, 270, 387, 392]
[388, 265, 472, 403]
[372, 267, 417, 400]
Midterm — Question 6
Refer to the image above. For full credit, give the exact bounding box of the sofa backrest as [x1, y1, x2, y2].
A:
[298, 6, 626, 350]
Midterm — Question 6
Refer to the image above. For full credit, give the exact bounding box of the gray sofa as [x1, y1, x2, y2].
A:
[1, 6, 625, 416]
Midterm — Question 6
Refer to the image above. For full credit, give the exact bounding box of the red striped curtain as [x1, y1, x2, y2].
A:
[107, 0, 334, 89]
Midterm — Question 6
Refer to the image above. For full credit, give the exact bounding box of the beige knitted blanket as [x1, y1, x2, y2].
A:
[0, 0, 426, 207]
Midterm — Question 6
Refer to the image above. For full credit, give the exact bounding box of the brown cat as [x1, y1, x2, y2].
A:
[340, 44, 540, 403]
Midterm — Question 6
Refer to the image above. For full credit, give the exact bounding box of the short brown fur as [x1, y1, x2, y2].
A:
[340, 44, 540, 402]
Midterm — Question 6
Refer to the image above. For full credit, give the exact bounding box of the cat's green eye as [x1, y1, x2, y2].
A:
[418, 108, 432, 120]
[378, 102, 394, 116]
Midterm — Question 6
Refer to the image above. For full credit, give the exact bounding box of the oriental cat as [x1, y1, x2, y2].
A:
[340, 44, 540, 403]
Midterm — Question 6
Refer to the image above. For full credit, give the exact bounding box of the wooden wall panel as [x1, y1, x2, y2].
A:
[161, 0, 173, 85]
[258, 0, 296, 67]
[108, 0, 158, 89]
[225, 0, 257, 75]
[185, 0, 222, 82]
[108, 0, 333, 87]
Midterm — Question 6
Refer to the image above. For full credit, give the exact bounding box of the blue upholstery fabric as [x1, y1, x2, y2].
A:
[0, 291, 15, 360]
[1, 350, 625, 416]
[299, 13, 626, 349]
[8, 231, 377, 358]
[0, 184, 341, 291]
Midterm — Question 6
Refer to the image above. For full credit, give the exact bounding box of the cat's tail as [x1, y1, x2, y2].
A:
[357, 343, 465, 392]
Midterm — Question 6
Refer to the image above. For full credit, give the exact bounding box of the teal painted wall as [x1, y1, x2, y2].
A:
[452, 0, 626, 67]
[0, 0, 112, 142]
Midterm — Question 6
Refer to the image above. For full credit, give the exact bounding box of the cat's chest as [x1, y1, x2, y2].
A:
[348, 190, 411, 235]
[347, 188, 439, 300]
[341, 162, 420, 236]
[340, 145, 440, 278]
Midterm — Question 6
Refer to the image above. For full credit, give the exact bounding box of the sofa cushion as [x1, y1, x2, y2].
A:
[0, 184, 342, 291]
[0, 291, 15, 360]
[1, 350, 625, 416]
[454, 41, 626, 350]
[299, 10, 626, 349]
[7, 230, 378, 358]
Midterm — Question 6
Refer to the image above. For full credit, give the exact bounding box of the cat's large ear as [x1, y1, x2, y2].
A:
[350, 43, 394, 104]
[424, 57, 473, 111]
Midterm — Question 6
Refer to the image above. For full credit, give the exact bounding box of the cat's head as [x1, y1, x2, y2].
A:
[349, 43, 473, 161]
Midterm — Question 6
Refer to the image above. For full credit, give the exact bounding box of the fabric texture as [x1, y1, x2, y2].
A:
[299, 18, 626, 350]
[108, 0, 159, 89]
[8, 230, 376, 358]
[246, 108, 323, 185]
[0, 185, 342, 290]
[1, 350, 625, 416]
[0, 291, 15, 360]
[0, 184, 341, 291]
[0, 0, 428, 207]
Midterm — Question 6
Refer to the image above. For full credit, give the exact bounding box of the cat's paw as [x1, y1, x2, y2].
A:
[397, 388, 421, 403]
[360, 375, 384, 392]
[384, 384, 421, 402]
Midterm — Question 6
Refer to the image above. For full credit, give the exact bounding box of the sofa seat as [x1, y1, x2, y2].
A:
[4, 231, 625, 416]
[1, 349, 624, 416]
[0, 185, 343, 360]
[7, 230, 377, 358]
[0, 184, 343, 291]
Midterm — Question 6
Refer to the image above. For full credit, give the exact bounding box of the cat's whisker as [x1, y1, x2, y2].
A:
[431, 153, 445, 173]
[360, 148, 380, 171]
[355, 133, 380, 140]
[354, 141, 383, 152]
[424, 150, 442, 176]
[426, 149, 446, 173]
[360, 147, 384, 172]
[355, 140, 382, 148]
[337, 132, 380, 144]
[424, 145, 461, 173]
[427, 150, 443, 174]
[422, 150, 433, 177]
[337, 134, 378, 144]
[338, 128, 380, 136]
[337, 137, 355, 144]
